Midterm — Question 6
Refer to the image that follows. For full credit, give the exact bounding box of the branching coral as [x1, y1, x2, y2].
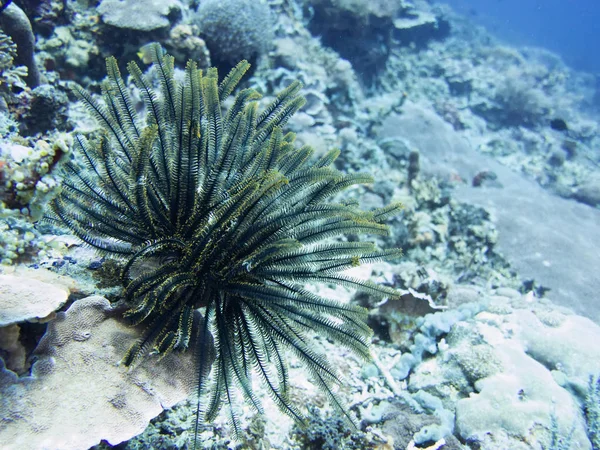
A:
[0, 31, 27, 93]
[46, 44, 402, 443]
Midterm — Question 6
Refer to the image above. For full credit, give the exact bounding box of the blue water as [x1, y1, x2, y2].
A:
[438, 0, 600, 73]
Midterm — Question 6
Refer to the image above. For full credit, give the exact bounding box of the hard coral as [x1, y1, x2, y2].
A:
[194, 0, 273, 66]
[0, 296, 203, 450]
[47, 44, 402, 441]
[0, 2, 42, 87]
[98, 0, 182, 32]
[0, 273, 70, 327]
[0, 31, 27, 91]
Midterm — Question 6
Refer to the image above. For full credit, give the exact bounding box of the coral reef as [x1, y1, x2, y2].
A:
[0, 272, 70, 327]
[585, 375, 600, 450]
[0, 2, 42, 87]
[0, 134, 70, 265]
[36, 13, 101, 79]
[305, 0, 397, 81]
[358, 289, 600, 449]
[97, 0, 182, 32]
[162, 24, 211, 68]
[16, 0, 70, 36]
[478, 70, 551, 128]
[0, 296, 204, 450]
[0, 268, 75, 374]
[306, 0, 448, 83]
[46, 43, 403, 444]
[194, 0, 273, 67]
[18, 83, 69, 135]
[290, 406, 378, 449]
[0, 1, 599, 448]
[452, 302, 598, 449]
[0, 31, 28, 98]
[0, 324, 26, 373]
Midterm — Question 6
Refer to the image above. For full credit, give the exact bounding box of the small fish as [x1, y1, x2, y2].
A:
[550, 118, 568, 132]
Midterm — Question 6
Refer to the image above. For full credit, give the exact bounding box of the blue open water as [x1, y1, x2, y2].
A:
[439, 0, 600, 73]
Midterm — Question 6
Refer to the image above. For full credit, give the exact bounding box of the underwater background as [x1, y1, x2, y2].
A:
[1, 0, 599, 449]
[441, 0, 600, 73]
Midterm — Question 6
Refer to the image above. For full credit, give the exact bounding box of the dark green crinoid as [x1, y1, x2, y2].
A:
[47, 44, 402, 440]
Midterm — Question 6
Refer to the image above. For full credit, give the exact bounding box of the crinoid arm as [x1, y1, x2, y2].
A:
[47, 43, 403, 444]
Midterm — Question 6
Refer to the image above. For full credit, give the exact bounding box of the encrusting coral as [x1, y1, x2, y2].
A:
[97, 0, 182, 32]
[0, 295, 204, 450]
[0, 273, 70, 326]
[44, 43, 403, 444]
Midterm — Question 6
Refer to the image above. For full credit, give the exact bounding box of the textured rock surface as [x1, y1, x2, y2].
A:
[0, 324, 26, 373]
[379, 102, 600, 323]
[514, 310, 600, 390]
[0, 296, 200, 450]
[455, 340, 590, 450]
[574, 176, 600, 207]
[405, 293, 599, 449]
